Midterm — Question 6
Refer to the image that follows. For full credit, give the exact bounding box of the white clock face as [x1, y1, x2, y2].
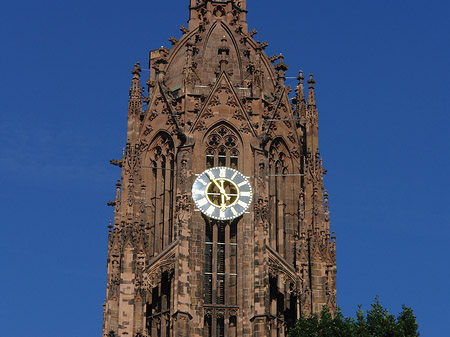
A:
[192, 167, 253, 220]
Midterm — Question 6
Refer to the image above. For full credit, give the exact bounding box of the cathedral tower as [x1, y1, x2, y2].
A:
[102, 1, 336, 336]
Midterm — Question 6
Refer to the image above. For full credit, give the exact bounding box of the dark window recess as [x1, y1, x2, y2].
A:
[217, 244, 225, 273]
[217, 275, 225, 304]
[206, 155, 215, 168]
[230, 156, 238, 169]
[205, 244, 213, 273]
[230, 246, 237, 274]
[204, 274, 213, 304]
[217, 316, 225, 337]
[206, 221, 213, 242]
[203, 219, 239, 335]
[229, 316, 237, 337]
[218, 225, 225, 243]
[204, 315, 212, 337]
[146, 271, 173, 336]
[218, 151, 226, 166]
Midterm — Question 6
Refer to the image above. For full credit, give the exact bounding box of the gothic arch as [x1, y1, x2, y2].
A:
[143, 132, 176, 256]
[268, 137, 295, 259]
[202, 21, 244, 82]
[202, 122, 243, 170]
[269, 137, 293, 174]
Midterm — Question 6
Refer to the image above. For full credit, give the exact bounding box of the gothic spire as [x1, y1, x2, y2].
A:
[127, 63, 142, 144]
[295, 70, 306, 119]
[307, 73, 316, 108]
[274, 53, 289, 88]
[128, 62, 142, 116]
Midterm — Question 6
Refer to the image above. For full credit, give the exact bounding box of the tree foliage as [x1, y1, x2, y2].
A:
[288, 298, 419, 337]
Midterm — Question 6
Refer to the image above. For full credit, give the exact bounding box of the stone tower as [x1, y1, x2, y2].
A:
[102, 1, 336, 336]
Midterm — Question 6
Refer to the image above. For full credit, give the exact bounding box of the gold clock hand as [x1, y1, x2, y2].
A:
[220, 179, 231, 202]
[207, 172, 230, 201]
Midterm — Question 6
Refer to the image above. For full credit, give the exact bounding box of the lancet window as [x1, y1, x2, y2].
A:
[144, 132, 175, 256]
[205, 124, 240, 169]
[268, 139, 292, 259]
[203, 124, 240, 337]
[145, 270, 173, 337]
[268, 274, 298, 336]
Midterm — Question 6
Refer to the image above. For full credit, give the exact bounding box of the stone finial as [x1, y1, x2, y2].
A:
[129, 62, 143, 116]
[249, 28, 258, 37]
[275, 54, 288, 72]
[169, 36, 178, 45]
[307, 73, 316, 106]
[294, 70, 306, 104]
[180, 25, 188, 34]
[131, 62, 141, 78]
[297, 70, 305, 84]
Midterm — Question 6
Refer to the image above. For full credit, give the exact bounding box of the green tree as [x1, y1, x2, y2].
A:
[288, 298, 419, 337]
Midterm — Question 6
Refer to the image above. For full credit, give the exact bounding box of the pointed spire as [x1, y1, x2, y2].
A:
[274, 53, 288, 89]
[275, 54, 289, 74]
[294, 70, 306, 119]
[296, 70, 305, 101]
[128, 62, 142, 116]
[307, 73, 316, 107]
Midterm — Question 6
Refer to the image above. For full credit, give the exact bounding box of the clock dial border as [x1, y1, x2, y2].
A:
[192, 167, 253, 220]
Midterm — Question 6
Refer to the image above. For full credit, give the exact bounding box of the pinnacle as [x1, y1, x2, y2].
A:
[307, 73, 315, 89]
[132, 62, 141, 78]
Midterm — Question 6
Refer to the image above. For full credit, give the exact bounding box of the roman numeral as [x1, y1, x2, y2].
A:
[240, 191, 251, 197]
[219, 168, 226, 177]
[238, 181, 248, 187]
[197, 198, 208, 206]
[231, 171, 238, 180]
[206, 205, 215, 215]
[230, 206, 237, 216]
[207, 171, 215, 180]
[238, 200, 248, 208]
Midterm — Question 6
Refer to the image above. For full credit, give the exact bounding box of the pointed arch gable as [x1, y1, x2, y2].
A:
[142, 131, 176, 166]
[189, 72, 257, 137]
[269, 137, 293, 168]
[202, 21, 244, 82]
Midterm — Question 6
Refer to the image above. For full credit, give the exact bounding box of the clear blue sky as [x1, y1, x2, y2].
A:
[1, 0, 449, 336]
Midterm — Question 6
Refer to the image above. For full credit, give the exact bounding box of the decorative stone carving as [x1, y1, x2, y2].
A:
[255, 198, 269, 223]
[194, 119, 207, 132]
[176, 194, 192, 224]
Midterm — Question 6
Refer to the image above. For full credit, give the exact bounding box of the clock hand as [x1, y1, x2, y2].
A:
[207, 172, 231, 201]
[220, 193, 226, 212]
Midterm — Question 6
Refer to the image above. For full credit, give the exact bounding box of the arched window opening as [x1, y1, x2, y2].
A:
[146, 270, 173, 337]
[203, 219, 238, 335]
[202, 124, 242, 336]
[205, 124, 241, 169]
[144, 133, 175, 256]
[269, 139, 292, 258]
